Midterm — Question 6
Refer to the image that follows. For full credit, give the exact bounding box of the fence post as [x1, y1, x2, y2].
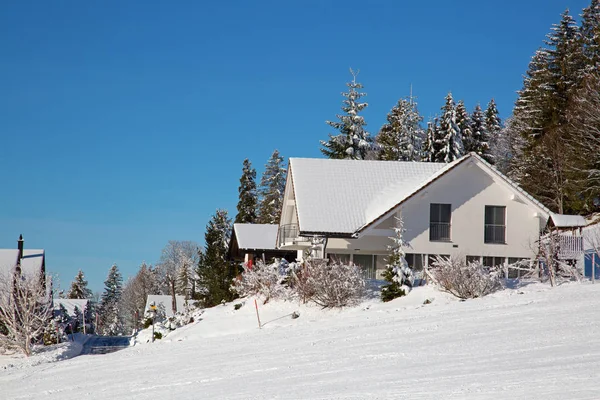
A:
[593, 253, 596, 284]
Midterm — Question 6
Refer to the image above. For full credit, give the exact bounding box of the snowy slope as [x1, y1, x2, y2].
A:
[2, 283, 600, 399]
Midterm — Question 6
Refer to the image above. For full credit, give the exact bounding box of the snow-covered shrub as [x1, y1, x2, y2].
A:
[231, 259, 292, 304]
[298, 260, 365, 308]
[430, 256, 502, 299]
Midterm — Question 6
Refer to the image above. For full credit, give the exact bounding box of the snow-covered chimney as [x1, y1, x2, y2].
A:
[17, 234, 24, 264]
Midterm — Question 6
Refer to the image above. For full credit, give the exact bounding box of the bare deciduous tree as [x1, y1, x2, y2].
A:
[0, 271, 52, 356]
[157, 241, 200, 313]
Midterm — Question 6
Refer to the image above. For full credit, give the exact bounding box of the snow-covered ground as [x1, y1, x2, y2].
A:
[2, 282, 600, 399]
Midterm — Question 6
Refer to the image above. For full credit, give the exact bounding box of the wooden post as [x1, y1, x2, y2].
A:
[593, 253, 596, 284]
[254, 299, 262, 329]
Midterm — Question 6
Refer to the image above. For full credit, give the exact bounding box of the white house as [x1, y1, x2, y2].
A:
[277, 152, 584, 279]
[0, 235, 46, 284]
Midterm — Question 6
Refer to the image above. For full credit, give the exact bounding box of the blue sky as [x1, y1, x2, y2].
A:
[0, 0, 590, 292]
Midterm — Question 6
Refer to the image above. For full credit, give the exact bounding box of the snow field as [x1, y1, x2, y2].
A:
[2, 282, 600, 399]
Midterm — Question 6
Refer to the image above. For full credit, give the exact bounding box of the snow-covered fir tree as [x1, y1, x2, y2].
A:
[196, 209, 235, 307]
[422, 119, 439, 162]
[469, 104, 492, 162]
[257, 150, 286, 224]
[436, 92, 463, 162]
[320, 69, 373, 160]
[176, 262, 192, 299]
[376, 96, 424, 161]
[98, 264, 124, 336]
[234, 158, 258, 224]
[483, 99, 501, 164]
[455, 100, 472, 153]
[581, 0, 600, 70]
[381, 215, 413, 302]
[67, 269, 93, 299]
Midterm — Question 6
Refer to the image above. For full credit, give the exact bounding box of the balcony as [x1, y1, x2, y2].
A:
[429, 222, 451, 241]
[278, 223, 311, 249]
[540, 233, 584, 260]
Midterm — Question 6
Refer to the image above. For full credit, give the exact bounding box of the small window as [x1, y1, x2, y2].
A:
[430, 203, 451, 241]
[406, 254, 424, 271]
[353, 254, 376, 280]
[483, 256, 505, 268]
[428, 254, 450, 267]
[328, 254, 350, 264]
[485, 206, 506, 244]
[466, 255, 481, 264]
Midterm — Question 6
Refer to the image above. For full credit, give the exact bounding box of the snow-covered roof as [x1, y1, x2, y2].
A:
[289, 157, 463, 234]
[53, 299, 89, 316]
[145, 295, 189, 318]
[550, 214, 587, 228]
[0, 249, 45, 279]
[233, 224, 279, 250]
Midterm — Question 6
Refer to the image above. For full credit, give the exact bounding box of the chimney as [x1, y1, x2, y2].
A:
[17, 234, 24, 264]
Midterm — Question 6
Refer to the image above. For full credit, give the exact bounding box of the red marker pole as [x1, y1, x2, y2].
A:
[254, 299, 261, 329]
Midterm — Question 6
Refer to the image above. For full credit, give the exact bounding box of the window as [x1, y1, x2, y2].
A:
[328, 253, 350, 264]
[428, 254, 450, 267]
[483, 256, 505, 268]
[405, 254, 424, 271]
[485, 206, 506, 244]
[430, 203, 451, 241]
[353, 254, 376, 280]
[466, 255, 481, 264]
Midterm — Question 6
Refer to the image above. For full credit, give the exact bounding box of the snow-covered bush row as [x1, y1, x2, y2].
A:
[430, 256, 503, 299]
[232, 259, 365, 308]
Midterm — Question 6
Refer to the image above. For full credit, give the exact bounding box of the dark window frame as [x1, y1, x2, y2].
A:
[484, 205, 506, 244]
[430, 203, 452, 241]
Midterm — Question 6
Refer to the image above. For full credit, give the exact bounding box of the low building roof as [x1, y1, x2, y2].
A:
[0, 249, 45, 279]
[233, 223, 279, 250]
[53, 298, 89, 316]
[550, 214, 587, 228]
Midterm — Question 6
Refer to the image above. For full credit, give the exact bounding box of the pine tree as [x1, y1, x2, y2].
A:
[196, 209, 236, 307]
[98, 264, 124, 336]
[436, 92, 463, 162]
[320, 69, 373, 160]
[257, 150, 286, 224]
[376, 97, 424, 161]
[483, 99, 502, 164]
[456, 100, 472, 152]
[234, 159, 258, 224]
[67, 270, 93, 299]
[381, 215, 413, 302]
[176, 263, 192, 299]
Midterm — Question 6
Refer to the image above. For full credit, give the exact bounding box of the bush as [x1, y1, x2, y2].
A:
[381, 264, 413, 302]
[231, 259, 292, 304]
[295, 260, 365, 308]
[153, 332, 162, 340]
[430, 256, 503, 299]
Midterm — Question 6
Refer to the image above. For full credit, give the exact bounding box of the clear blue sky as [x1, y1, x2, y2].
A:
[0, 0, 590, 292]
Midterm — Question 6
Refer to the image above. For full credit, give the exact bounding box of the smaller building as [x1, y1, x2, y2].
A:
[0, 234, 46, 284]
[229, 223, 296, 264]
[145, 295, 188, 318]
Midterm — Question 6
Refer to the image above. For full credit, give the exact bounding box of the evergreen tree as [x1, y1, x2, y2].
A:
[456, 100, 472, 152]
[581, 0, 600, 70]
[381, 215, 413, 302]
[196, 209, 236, 307]
[257, 150, 286, 224]
[376, 97, 424, 161]
[176, 263, 192, 299]
[320, 69, 373, 160]
[436, 92, 463, 162]
[234, 159, 258, 224]
[98, 264, 124, 336]
[468, 104, 492, 161]
[483, 99, 502, 164]
[67, 270, 93, 299]
[422, 119, 439, 162]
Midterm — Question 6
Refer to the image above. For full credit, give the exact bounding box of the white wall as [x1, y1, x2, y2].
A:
[325, 158, 547, 262]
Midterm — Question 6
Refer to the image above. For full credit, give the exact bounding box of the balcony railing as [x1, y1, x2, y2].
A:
[559, 235, 584, 259]
[429, 222, 451, 241]
[278, 223, 309, 247]
[485, 224, 506, 244]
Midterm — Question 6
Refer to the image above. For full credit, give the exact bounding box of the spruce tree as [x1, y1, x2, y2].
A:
[436, 92, 463, 162]
[483, 99, 501, 165]
[581, 0, 600, 70]
[98, 264, 124, 336]
[257, 150, 286, 224]
[422, 119, 439, 162]
[381, 216, 413, 302]
[234, 159, 258, 224]
[456, 100, 472, 153]
[196, 209, 236, 307]
[376, 97, 424, 161]
[320, 69, 373, 160]
[468, 104, 492, 162]
[67, 270, 93, 299]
